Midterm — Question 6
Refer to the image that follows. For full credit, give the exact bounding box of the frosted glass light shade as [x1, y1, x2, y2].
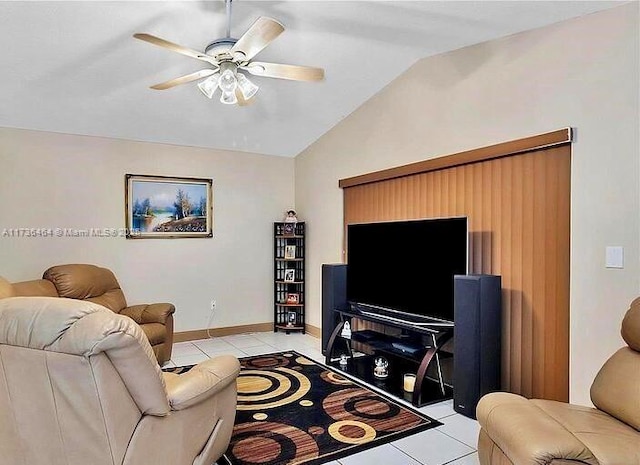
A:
[218, 69, 238, 93]
[237, 73, 259, 100]
[197, 73, 219, 99]
[220, 90, 238, 105]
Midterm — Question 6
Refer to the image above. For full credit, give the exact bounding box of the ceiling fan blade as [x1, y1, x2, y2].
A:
[150, 69, 218, 90]
[242, 62, 325, 81]
[229, 17, 284, 61]
[133, 33, 218, 66]
[235, 88, 252, 106]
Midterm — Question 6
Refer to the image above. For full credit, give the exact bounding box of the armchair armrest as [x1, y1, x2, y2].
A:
[120, 303, 175, 325]
[476, 392, 599, 465]
[163, 355, 240, 411]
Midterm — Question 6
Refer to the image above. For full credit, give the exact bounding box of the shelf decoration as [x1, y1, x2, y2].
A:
[373, 356, 389, 379]
[403, 373, 417, 392]
[284, 245, 296, 259]
[283, 209, 298, 223]
[340, 321, 352, 339]
[284, 269, 296, 282]
[286, 293, 299, 304]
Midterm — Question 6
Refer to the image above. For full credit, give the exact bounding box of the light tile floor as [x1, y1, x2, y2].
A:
[166, 331, 480, 465]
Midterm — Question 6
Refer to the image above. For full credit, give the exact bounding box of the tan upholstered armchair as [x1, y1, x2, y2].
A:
[476, 297, 640, 464]
[4, 263, 175, 364]
[0, 296, 240, 465]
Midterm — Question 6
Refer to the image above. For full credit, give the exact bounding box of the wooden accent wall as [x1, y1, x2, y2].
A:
[341, 141, 571, 401]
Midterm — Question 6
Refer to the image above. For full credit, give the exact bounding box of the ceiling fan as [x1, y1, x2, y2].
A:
[133, 0, 324, 106]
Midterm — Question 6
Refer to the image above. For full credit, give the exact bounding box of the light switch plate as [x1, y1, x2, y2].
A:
[605, 246, 624, 269]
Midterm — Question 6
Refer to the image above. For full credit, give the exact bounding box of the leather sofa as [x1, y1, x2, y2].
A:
[0, 295, 240, 465]
[476, 297, 640, 464]
[0, 264, 175, 365]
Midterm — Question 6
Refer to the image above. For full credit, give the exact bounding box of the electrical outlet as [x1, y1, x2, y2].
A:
[210, 299, 216, 311]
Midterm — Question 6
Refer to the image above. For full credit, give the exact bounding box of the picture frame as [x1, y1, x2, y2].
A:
[284, 245, 296, 260]
[125, 174, 213, 239]
[283, 223, 295, 235]
[286, 310, 297, 327]
[284, 269, 296, 282]
[285, 293, 299, 304]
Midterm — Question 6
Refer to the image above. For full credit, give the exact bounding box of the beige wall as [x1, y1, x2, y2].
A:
[295, 3, 639, 405]
[0, 128, 294, 332]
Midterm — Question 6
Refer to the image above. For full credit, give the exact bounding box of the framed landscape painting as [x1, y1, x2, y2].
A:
[125, 174, 213, 239]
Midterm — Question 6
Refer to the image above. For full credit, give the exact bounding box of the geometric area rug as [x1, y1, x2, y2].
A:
[167, 351, 442, 465]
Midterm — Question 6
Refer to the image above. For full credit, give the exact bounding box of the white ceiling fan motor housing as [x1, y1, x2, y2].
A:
[204, 38, 239, 62]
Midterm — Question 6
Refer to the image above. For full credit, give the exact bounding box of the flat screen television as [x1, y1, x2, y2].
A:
[346, 217, 468, 324]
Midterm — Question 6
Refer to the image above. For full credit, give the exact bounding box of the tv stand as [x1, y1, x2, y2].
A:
[325, 308, 453, 407]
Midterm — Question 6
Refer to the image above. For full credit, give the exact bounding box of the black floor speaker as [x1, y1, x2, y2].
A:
[453, 274, 502, 419]
[321, 264, 348, 355]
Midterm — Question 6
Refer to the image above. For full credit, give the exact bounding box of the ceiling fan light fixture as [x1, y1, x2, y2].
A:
[218, 68, 238, 93]
[237, 72, 259, 100]
[220, 90, 238, 105]
[134, 0, 324, 107]
[197, 73, 220, 99]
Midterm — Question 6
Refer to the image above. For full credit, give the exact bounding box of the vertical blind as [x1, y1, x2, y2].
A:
[341, 142, 571, 401]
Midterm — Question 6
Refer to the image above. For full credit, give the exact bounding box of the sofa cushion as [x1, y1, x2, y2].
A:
[86, 293, 128, 314]
[0, 296, 169, 416]
[12, 279, 58, 297]
[0, 276, 14, 299]
[119, 303, 175, 326]
[43, 264, 127, 312]
[476, 392, 598, 465]
[140, 322, 167, 346]
[622, 297, 640, 351]
[532, 399, 640, 465]
[589, 297, 640, 432]
[590, 346, 640, 431]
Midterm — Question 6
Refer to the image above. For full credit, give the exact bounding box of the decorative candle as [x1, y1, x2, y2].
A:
[403, 373, 416, 392]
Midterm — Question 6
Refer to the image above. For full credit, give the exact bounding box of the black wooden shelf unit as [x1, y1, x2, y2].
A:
[273, 222, 305, 333]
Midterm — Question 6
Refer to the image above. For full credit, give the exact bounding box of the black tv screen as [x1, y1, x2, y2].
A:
[346, 217, 468, 323]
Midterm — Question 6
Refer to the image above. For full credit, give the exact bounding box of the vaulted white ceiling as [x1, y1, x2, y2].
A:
[0, 1, 623, 157]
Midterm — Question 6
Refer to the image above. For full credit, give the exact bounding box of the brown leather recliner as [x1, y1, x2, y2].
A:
[0, 296, 240, 465]
[5, 264, 175, 365]
[476, 297, 640, 464]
